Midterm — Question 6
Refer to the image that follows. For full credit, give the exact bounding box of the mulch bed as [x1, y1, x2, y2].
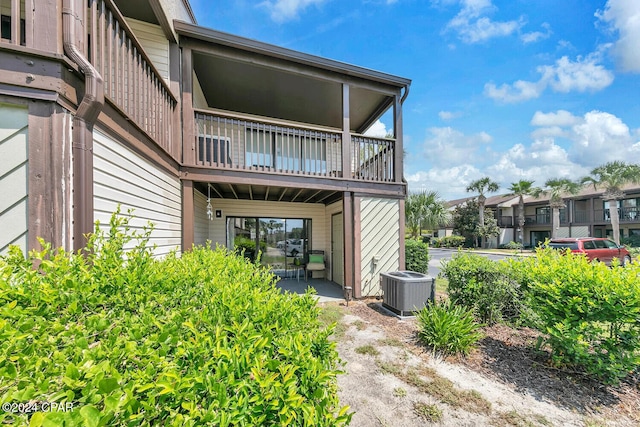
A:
[339, 300, 640, 424]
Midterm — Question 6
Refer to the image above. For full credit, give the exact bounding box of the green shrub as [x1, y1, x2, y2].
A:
[0, 212, 351, 426]
[431, 235, 466, 248]
[405, 239, 430, 274]
[416, 301, 483, 356]
[621, 234, 640, 247]
[501, 241, 523, 250]
[441, 253, 525, 324]
[519, 248, 640, 384]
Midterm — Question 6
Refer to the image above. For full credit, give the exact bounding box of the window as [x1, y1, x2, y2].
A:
[594, 240, 607, 249]
[198, 136, 231, 165]
[583, 240, 596, 250]
[0, 15, 26, 45]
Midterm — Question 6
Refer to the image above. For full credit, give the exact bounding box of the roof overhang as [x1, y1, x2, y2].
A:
[174, 21, 411, 132]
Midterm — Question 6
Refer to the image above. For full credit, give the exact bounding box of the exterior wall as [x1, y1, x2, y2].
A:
[126, 18, 170, 81]
[0, 103, 28, 254]
[158, 0, 195, 27]
[93, 130, 182, 256]
[324, 200, 342, 283]
[193, 73, 208, 109]
[569, 225, 589, 238]
[499, 228, 514, 245]
[359, 197, 400, 297]
[206, 199, 328, 253]
[193, 188, 209, 247]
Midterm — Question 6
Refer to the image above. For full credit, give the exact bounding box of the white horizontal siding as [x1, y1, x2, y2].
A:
[125, 18, 169, 81]
[207, 199, 327, 253]
[0, 103, 29, 254]
[93, 130, 181, 256]
[194, 189, 210, 247]
[360, 198, 400, 297]
[193, 73, 208, 109]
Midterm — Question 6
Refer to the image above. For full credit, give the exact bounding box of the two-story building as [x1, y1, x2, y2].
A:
[444, 184, 640, 247]
[0, 0, 411, 298]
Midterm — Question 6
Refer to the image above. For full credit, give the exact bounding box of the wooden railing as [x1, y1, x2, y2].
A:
[87, 0, 176, 153]
[351, 135, 395, 182]
[595, 208, 640, 223]
[194, 112, 343, 177]
[193, 111, 398, 182]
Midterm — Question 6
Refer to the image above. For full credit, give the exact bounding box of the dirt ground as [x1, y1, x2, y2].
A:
[328, 300, 640, 427]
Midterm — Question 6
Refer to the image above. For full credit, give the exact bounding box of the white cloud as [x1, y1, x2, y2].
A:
[530, 109, 640, 168]
[485, 53, 614, 103]
[521, 22, 552, 44]
[538, 54, 614, 93]
[438, 110, 463, 121]
[407, 110, 640, 200]
[363, 120, 392, 138]
[484, 79, 544, 103]
[406, 165, 482, 199]
[597, 0, 640, 73]
[260, 0, 327, 23]
[444, 0, 524, 43]
[530, 110, 581, 127]
[422, 127, 492, 167]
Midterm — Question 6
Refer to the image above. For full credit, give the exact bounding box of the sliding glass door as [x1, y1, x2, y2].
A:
[227, 217, 311, 278]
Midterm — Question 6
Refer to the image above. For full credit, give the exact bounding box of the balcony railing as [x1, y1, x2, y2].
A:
[87, 0, 176, 153]
[351, 135, 395, 182]
[574, 210, 589, 224]
[498, 216, 513, 227]
[594, 208, 640, 223]
[195, 112, 342, 177]
[193, 111, 397, 182]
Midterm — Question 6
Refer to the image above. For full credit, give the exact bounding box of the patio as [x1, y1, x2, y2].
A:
[276, 278, 346, 303]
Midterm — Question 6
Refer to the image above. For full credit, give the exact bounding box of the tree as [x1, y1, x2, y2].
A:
[507, 180, 542, 244]
[452, 200, 499, 248]
[542, 178, 581, 239]
[581, 161, 640, 245]
[466, 177, 499, 248]
[405, 191, 450, 239]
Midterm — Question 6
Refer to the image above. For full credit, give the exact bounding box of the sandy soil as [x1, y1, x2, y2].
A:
[330, 300, 640, 427]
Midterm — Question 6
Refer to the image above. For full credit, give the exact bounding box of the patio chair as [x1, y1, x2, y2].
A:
[304, 250, 325, 281]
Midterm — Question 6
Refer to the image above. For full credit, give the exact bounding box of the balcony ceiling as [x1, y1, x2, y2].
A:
[177, 22, 410, 133]
[195, 183, 342, 206]
[112, 0, 159, 25]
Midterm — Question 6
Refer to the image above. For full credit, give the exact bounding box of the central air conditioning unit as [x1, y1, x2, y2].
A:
[381, 271, 435, 316]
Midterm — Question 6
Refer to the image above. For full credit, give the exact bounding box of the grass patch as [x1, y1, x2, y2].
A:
[378, 362, 491, 415]
[492, 410, 538, 427]
[355, 345, 380, 356]
[413, 402, 442, 422]
[378, 337, 404, 347]
[352, 320, 366, 330]
[393, 387, 407, 397]
[318, 303, 347, 339]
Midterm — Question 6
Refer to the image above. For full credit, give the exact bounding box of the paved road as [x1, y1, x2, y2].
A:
[428, 248, 515, 278]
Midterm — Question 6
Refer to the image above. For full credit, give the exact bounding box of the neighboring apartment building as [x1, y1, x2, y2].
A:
[0, 0, 411, 298]
[443, 184, 640, 247]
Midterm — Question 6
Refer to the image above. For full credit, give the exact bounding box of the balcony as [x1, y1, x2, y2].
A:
[594, 208, 640, 223]
[498, 216, 513, 227]
[86, 0, 177, 154]
[191, 111, 397, 182]
[574, 210, 589, 224]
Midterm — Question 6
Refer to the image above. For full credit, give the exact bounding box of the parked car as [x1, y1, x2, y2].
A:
[547, 237, 631, 266]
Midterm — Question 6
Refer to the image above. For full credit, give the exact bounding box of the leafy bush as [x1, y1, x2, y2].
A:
[233, 236, 266, 260]
[500, 241, 523, 250]
[440, 253, 525, 324]
[519, 248, 640, 384]
[405, 239, 430, 274]
[431, 235, 466, 248]
[0, 212, 351, 426]
[621, 234, 640, 247]
[416, 301, 483, 356]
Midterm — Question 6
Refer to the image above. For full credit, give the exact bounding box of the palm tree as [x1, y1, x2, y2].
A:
[466, 177, 499, 247]
[581, 161, 640, 245]
[405, 191, 450, 239]
[542, 178, 581, 239]
[507, 180, 542, 244]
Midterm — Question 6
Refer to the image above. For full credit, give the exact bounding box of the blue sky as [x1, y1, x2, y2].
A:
[189, 0, 640, 200]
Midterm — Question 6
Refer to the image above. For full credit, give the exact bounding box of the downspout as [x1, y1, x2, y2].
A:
[63, 0, 104, 250]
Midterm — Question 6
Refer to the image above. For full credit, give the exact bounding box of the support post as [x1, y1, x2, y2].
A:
[182, 180, 194, 251]
[342, 83, 350, 178]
